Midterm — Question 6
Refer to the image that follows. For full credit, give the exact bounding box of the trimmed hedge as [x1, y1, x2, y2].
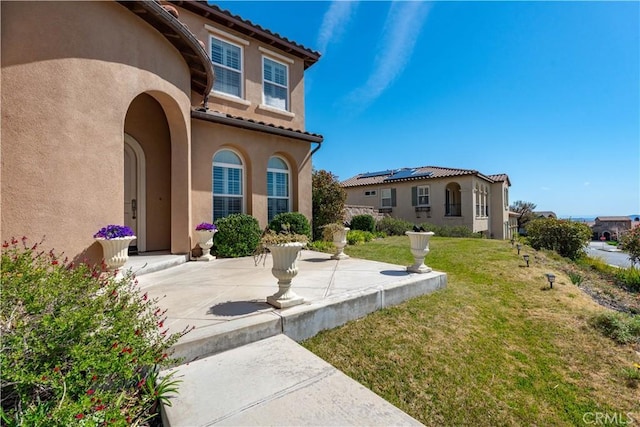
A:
[376, 217, 413, 236]
[213, 214, 261, 257]
[350, 215, 376, 233]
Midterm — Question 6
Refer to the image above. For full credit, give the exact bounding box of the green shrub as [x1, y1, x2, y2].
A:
[307, 240, 334, 253]
[615, 267, 640, 292]
[620, 227, 640, 266]
[350, 215, 376, 233]
[418, 223, 476, 238]
[376, 217, 413, 236]
[0, 238, 187, 425]
[214, 214, 261, 257]
[525, 218, 592, 260]
[347, 230, 375, 245]
[567, 271, 584, 285]
[312, 170, 346, 241]
[589, 311, 640, 345]
[269, 212, 312, 240]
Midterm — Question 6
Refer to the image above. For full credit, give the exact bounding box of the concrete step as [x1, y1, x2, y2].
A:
[160, 334, 423, 426]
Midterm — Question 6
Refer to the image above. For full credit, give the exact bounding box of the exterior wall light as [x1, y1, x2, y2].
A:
[546, 273, 555, 289]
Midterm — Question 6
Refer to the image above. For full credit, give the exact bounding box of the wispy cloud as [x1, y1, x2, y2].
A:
[316, 1, 358, 55]
[343, 1, 432, 115]
[584, 181, 590, 187]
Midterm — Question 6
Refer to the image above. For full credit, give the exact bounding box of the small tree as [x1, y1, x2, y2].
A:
[312, 170, 346, 241]
[619, 227, 640, 266]
[509, 200, 537, 233]
[525, 218, 592, 260]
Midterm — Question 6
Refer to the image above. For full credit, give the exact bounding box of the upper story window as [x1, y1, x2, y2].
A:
[504, 187, 509, 210]
[212, 150, 244, 221]
[267, 156, 290, 222]
[417, 185, 430, 206]
[211, 37, 243, 98]
[263, 57, 289, 111]
[365, 190, 377, 197]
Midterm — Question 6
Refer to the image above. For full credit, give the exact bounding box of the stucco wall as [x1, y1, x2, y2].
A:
[176, 6, 307, 130]
[191, 119, 312, 234]
[1, 1, 192, 261]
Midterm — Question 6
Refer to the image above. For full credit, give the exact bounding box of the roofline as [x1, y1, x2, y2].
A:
[342, 167, 500, 187]
[169, 1, 321, 69]
[191, 109, 324, 143]
[117, 1, 214, 96]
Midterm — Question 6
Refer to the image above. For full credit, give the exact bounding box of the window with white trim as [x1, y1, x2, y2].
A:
[263, 57, 288, 111]
[211, 37, 243, 98]
[213, 150, 244, 220]
[381, 188, 392, 208]
[267, 156, 290, 221]
[365, 190, 377, 197]
[417, 185, 430, 206]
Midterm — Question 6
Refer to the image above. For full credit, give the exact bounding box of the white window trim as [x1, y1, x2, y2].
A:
[210, 35, 245, 100]
[258, 46, 294, 64]
[417, 185, 430, 207]
[256, 103, 296, 118]
[381, 188, 392, 208]
[364, 190, 377, 197]
[205, 24, 250, 46]
[211, 91, 251, 107]
[262, 56, 290, 112]
[267, 156, 291, 220]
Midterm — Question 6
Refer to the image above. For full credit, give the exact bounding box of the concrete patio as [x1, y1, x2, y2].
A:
[127, 250, 446, 426]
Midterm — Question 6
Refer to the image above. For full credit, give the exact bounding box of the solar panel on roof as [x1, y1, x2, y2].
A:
[384, 169, 433, 181]
[358, 170, 394, 179]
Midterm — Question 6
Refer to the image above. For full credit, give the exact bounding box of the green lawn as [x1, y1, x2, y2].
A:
[302, 236, 639, 426]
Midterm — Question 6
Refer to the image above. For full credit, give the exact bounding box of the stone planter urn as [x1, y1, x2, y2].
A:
[195, 229, 217, 261]
[266, 242, 305, 308]
[405, 231, 435, 273]
[331, 227, 350, 260]
[95, 237, 136, 271]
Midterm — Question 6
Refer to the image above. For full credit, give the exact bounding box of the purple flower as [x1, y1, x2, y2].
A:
[93, 225, 135, 239]
[195, 222, 217, 231]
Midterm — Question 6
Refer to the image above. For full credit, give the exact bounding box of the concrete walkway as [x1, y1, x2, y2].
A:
[130, 250, 446, 426]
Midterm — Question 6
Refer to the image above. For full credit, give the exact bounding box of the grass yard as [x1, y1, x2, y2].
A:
[302, 236, 639, 426]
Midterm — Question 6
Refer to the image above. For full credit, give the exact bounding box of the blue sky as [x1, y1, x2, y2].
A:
[217, 1, 640, 217]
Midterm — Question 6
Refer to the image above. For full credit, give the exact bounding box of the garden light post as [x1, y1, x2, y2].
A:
[516, 243, 521, 255]
[523, 254, 530, 267]
[546, 273, 555, 289]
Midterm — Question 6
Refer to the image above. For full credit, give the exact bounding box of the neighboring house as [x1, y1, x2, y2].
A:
[1, 1, 322, 262]
[341, 166, 513, 239]
[591, 216, 632, 240]
[534, 211, 557, 219]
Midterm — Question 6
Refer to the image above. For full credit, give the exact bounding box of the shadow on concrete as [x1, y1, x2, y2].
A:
[380, 270, 410, 277]
[301, 257, 332, 263]
[208, 301, 269, 317]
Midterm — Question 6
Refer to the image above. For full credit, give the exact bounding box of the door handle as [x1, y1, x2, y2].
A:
[131, 199, 137, 220]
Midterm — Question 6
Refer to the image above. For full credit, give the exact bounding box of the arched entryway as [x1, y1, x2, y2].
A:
[124, 134, 147, 252]
[445, 182, 462, 217]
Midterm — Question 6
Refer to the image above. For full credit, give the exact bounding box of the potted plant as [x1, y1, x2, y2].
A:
[256, 225, 309, 309]
[322, 222, 350, 260]
[93, 225, 136, 271]
[194, 222, 217, 261]
[405, 230, 435, 273]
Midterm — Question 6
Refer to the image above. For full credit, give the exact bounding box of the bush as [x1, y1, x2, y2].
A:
[214, 214, 261, 257]
[268, 212, 312, 241]
[616, 267, 640, 292]
[376, 217, 413, 236]
[307, 240, 334, 253]
[0, 238, 187, 425]
[525, 218, 592, 260]
[312, 170, 346, 241]
[619, 227, 640, 266]
[589, 311, 640, 345]
[418, 223, 476, 238]
[347, 230, 375, 245]
[350, 215, 376, 233]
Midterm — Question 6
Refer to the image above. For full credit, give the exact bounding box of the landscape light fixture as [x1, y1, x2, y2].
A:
[510, 238, 515, 247]
[516, 243, 521, 255]
[523, 254, 530, 267]
[546, 273, 555, 289]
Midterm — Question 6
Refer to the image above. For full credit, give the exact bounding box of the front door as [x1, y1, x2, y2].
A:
[124, 143, 138, 252]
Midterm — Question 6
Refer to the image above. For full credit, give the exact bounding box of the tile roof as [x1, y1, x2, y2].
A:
[169, 1, 321, 69]
[341, 166, 510, 187]
[595, 216, 632, 222]
[191, 109, 323, 142]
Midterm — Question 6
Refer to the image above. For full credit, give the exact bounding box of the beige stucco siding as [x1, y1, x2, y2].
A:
[191, 120, 312, 231]
[176, 6, 306, 130]
[1, 1, 192, 261]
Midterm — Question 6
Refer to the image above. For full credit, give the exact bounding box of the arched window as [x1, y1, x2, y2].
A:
[267, 156, 290, 221]
[213, 150, 244, 221]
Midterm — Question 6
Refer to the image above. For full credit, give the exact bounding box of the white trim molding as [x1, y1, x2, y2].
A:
[205, 24, 250, 46]
[259, 46, 294, 64]
[257, 103, 296, 118]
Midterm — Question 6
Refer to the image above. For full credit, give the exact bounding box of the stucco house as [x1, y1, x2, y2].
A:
[1, 1, 323, 262]
[341, 166, 512, 239]
[591, 216, 632, 240]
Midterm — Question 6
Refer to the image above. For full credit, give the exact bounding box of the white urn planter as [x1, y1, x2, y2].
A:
[331, 227, 350, 260]
[95, 237, 136, 271]
[266, 242, 305, 309]
[195, 229, 217, 261]
[405, 231, 435, 273]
